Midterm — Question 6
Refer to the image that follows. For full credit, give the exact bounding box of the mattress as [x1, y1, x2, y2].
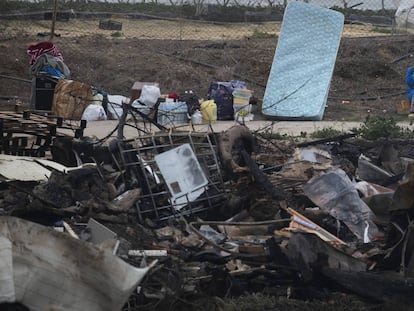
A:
[262, 2, 344, 121]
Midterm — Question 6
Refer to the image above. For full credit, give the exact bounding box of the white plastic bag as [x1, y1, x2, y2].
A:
[81, 104, 107, 121]
[107, 94, 130, 120]
[138, 85, 160, 107]
[131, 99, 151, 120]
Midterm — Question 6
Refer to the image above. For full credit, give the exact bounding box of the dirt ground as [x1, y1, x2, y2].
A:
[0, 33, 413, 122]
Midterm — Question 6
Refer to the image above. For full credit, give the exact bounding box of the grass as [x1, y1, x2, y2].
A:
[269, 116, 414, 141]
[371, 26, 393, 34]
[172, 292, 379, 311]
[357, 116, 411, 140]
[110, 31, 123, 37]
[310, 127, 344, 139]
[248, 29, 278, 39]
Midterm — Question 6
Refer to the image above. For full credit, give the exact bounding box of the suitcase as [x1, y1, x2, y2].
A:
[31, 75, 58, 110]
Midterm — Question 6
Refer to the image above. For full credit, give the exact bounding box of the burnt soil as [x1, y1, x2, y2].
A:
[1, 34, 414, 121]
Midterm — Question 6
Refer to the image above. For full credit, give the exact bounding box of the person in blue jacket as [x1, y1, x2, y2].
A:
[406, 66, 414, 115]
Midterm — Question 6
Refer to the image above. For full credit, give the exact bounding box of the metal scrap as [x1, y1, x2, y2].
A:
[2, 124, 414, 309]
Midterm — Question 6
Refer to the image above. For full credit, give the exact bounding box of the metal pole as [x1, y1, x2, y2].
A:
[50, 0, 58, 40]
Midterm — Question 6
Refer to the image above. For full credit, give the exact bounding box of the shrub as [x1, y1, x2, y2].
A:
[358, 116, 401, 140]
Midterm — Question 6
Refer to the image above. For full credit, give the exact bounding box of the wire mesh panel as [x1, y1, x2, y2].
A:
[0, 0, 401, 45]
[110, 131, 226, 223]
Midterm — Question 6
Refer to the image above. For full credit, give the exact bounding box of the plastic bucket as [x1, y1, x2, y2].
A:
[233, 89, 252, 118]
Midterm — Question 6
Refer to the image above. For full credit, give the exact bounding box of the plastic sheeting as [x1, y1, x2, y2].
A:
[303, 168, 383, 243]
[0, 154, 53, 181]
[0, 217, 151, 311]
[395, 0, 414, 33]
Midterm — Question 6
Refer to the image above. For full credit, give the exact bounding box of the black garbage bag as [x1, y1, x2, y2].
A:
[207, 80, 246, 120]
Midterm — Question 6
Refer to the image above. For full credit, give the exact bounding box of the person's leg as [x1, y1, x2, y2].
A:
[410, 95, 414, 116]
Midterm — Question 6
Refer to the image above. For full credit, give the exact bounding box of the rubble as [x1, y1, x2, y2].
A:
[0, 216, 152, 311]
[2, 117, 414, 310]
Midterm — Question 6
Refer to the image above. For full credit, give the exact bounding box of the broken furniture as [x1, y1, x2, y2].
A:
[3, 123, 414, 309]
[110, 131, 226, 222]
[0, 216, 151, 311]
[0, 111, 85, 157]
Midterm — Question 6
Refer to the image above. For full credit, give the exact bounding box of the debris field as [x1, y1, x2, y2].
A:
[2, 113, 414, 310]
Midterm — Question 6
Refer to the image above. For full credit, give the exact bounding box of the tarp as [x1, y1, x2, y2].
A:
[395, 0, 414, 33]
[0, 217, 151, 311]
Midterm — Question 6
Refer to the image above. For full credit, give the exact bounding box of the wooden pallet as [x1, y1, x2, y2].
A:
[0, 110, 87, 157]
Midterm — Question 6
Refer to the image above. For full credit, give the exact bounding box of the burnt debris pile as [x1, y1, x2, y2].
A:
[2, 123, 414, 310]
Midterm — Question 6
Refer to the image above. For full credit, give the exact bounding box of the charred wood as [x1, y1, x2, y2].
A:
[321, 267, 414, 303]
[218, 125, 255, 179]
[240, 149, 286, 201]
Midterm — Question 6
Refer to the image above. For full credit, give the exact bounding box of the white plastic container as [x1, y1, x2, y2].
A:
[232, 88, 252, 119]
[191, 110, 203, 124]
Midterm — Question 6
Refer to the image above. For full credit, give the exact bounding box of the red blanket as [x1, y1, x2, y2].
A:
[27, 41, 63, 65]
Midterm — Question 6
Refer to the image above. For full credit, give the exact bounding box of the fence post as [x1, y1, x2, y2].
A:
[50, 0, 58, 40]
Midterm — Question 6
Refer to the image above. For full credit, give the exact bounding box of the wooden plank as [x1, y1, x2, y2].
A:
[283, 207, 347, 246]
[0, 112, 83, 131]
[0, 110, 85, 156]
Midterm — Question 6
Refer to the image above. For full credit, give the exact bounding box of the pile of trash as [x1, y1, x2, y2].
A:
[2, 123, 414, 310]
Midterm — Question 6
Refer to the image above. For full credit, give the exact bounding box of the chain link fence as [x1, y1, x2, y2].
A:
[0, 0, 413, 111]
[1, 0, 404, 41]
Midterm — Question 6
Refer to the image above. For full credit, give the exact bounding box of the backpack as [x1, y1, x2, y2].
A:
[179, 91, 200, 115]
[207, 80, 246, 120]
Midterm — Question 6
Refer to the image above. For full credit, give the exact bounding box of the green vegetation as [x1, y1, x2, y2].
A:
[310, 127, 344, 139]
[303, 116, 414, 141]
[110, 31, 123, 37]
[330, 6, 395, 18]
[254, 117, 414, 142]
[174, 292, 377, 311]
[371, 26, 393, 34]
[357, 116, 414, 140]
[303, 117, 414, 141]
[248, 28, 277, 39]
[256, 129, 290, 140]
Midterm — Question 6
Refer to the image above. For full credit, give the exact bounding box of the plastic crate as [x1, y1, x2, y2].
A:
[157, 101, 188, 126]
